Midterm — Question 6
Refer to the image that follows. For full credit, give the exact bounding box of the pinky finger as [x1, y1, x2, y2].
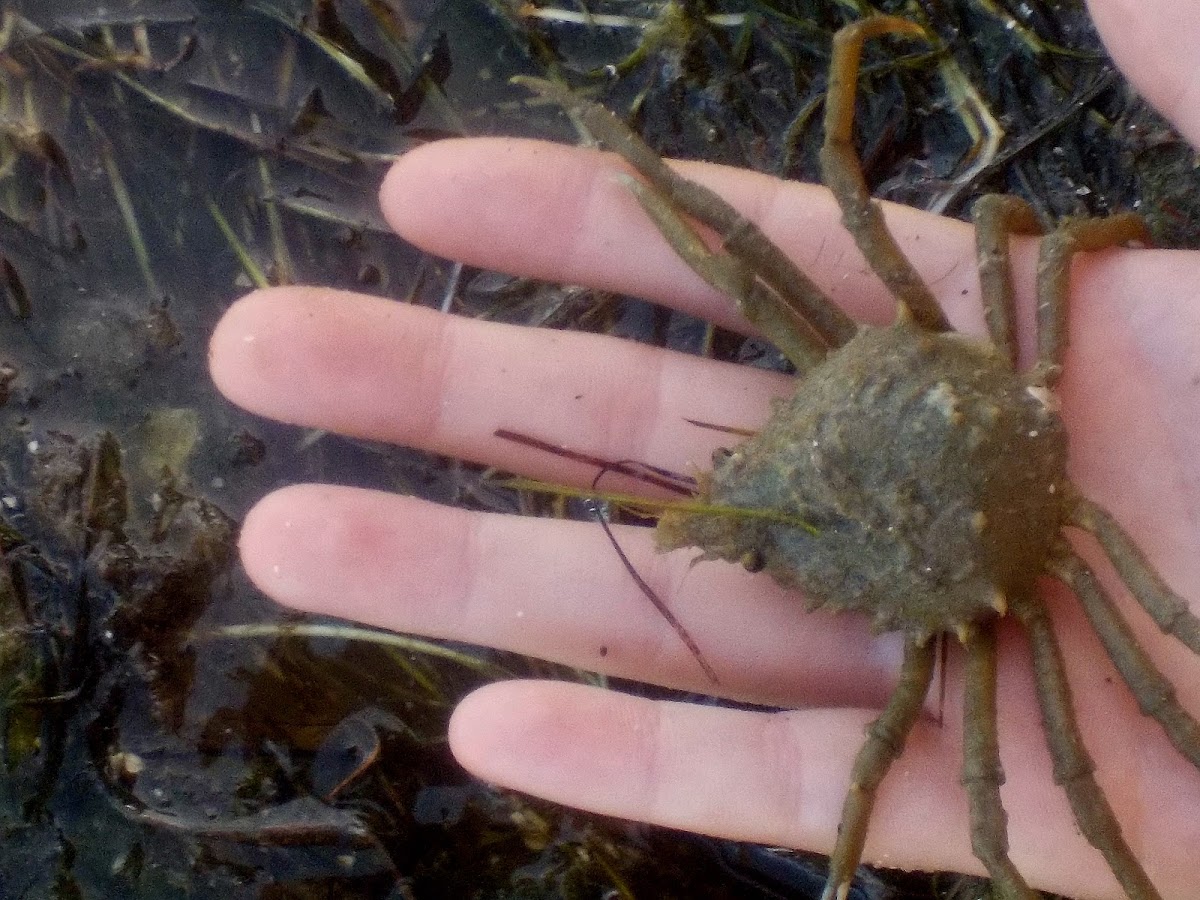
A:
[448, 680, 1121, 900]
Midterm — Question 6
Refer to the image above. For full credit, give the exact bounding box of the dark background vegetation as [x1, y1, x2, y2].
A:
[0, 1, 1195, 897]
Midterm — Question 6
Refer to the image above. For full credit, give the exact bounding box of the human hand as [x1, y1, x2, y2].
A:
[207, 1, 1200, 897]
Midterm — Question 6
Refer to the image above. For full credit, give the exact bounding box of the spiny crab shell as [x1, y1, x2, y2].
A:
[656, 319, 1068, 639]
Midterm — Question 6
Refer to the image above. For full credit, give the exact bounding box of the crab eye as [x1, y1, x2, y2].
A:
[712, 447, 733, 467]
[740, 549, 765, 573]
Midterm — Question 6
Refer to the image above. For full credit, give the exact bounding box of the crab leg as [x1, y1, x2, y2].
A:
[822, 634, 934, 900]
[972, 195, 1044, 368]
[617, 174, 827, 371]
[1068, 491, 1200, 657]
[513, 76, 858, 356]
[961, 620, 1036, 899]
[1023, 606, 1161, 900]
[1032, 213, 1150, 385]
[1051, 550, 1200, 771]
[820, 16, 949, 334]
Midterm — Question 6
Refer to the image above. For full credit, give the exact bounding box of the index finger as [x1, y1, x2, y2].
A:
[380, 137, 986, 333]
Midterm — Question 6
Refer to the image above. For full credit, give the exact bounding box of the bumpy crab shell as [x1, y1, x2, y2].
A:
[657, 320, 1068, 640]
[516, 13, 1198, 900]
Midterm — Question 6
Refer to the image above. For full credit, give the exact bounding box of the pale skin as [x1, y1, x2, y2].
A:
[207, 1, 1200, 897]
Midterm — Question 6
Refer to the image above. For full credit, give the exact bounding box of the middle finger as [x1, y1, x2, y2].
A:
[210, 285, 794, 491]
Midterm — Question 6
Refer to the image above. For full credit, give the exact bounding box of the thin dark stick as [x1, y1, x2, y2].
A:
[494, 428, 695, 494]
[587, 499, 720, 686]
[682, 417, 757, 438]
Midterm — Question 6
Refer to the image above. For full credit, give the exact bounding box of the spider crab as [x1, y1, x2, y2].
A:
[516, 14, 1198, 900]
